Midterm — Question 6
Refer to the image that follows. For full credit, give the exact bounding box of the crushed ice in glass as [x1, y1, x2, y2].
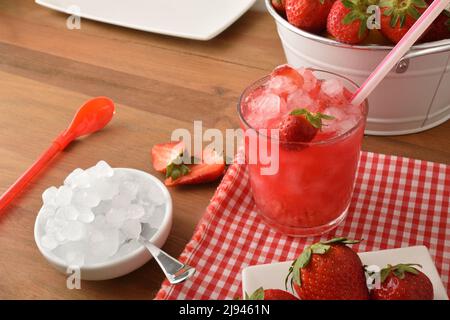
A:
[38, 161, 166, 267]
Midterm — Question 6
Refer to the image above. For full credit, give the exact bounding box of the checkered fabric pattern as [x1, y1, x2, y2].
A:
[155, 152, 449, 300]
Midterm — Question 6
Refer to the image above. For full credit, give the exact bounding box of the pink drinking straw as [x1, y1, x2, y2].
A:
[352, 0, 450, 106]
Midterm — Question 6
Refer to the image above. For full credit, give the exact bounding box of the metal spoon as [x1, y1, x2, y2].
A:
[128, 237, 196, 284]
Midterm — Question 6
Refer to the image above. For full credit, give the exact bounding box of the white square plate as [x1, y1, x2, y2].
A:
[242, 246, 448, 300]
[36, 0, 257, 40]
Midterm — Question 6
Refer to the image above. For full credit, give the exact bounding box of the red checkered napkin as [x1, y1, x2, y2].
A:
[155, 152, 449, 300]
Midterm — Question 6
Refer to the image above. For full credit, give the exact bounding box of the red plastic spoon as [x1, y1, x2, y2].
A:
[0, 97, 115, 212]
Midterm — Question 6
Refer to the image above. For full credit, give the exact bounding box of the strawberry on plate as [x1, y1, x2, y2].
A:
[380, 0, 428, 44]
[286, 237, 370, 300]
[285, 0, 335, 33]
[370, 263, 434, 300]
[279, 108, 334, 144]
[151, 141, 185, 173]
[246, 287, 298, 300]
[164, 149, 225, 187]
[272, 0, 287, 13]
[327, 0, 371, 44]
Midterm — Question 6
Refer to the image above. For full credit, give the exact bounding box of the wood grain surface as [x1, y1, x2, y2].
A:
[0, 0, 448, 299]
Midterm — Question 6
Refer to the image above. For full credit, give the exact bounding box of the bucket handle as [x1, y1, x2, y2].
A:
[396, 41, 450, 73]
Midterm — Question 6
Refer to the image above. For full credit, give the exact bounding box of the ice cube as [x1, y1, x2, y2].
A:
[87, 161, 114, 178]
[298, 68, 318, 92]
[324, 106, 346, 120]
[121, 219, 142, 239]
[120, 180, 139, 201]
[111, 192, 133, 209]
[39, 205, 56, 222]
[88, 228, 119, 258]
[92, 200, 112, 215]
[105, 208, 126, 228]
[77, 206, 95, 223]
[42, 186, 58, 206]
[142, 184, 165, 206]
[53, 241, 86, 266]
[248, 93, 283, 118]
[149, 205, 165, 227]
[72, 188, 101, 208]
[337, 117, 358, 134]
[64, 168, 90, 188]
[139, 204, 155, 223]
[90, 177, 119, 201]
[267, 75, 299, 96]
[61, 221, 85, 241]
[286, 90, 317, 113]
[321, 79, 344, 97]
[127, 204, 145, 220]
[55, 206, 79, 221]
[54, 186, 73, 207]
[41, 234, 58, 250]
[116, 239, 141, 257]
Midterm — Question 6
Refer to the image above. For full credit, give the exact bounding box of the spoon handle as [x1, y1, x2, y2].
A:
[142, 240, 196, 285]
[0, 141, 62, 212]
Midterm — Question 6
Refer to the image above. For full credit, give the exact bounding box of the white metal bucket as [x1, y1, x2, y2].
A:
[265, 0, 450, 135]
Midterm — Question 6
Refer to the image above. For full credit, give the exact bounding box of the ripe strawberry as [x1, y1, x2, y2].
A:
[422, 10, 450, 42]
[380, 0, 428, 44]
[151, 141, 185, 173]
[327, 0, 371, 44]
[370, 264, 434, 300]
[272, 0, 287, 13]
[286, 237, 370, 300]
[279, 108, 334, 143]
[285, 0, 335, 33]
[164, 149, 225, 186]
[246, 287, 298, 300]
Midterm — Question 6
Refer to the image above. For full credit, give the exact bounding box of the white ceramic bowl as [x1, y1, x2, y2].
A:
[34, 168, 173, 281]
[266, 0, 450, 136]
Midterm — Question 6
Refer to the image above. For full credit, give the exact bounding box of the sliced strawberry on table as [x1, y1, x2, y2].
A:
[285, 0, 335, 33]
[164, 149, 225, 187]
[151, 141, 185, 173]
[380, 0, 428, 44]
[327, 0, 371, 45]
[286, 237, 370, 300]
[279, 108, 335, 143]
[246, 287, 298, 300]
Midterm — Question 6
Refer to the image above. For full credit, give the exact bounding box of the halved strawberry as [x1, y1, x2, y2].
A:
[246, 287, 298, 300]
[164, 149, 225, 187]
[151, 141, 185, 173]
[279, 108, 335, 143]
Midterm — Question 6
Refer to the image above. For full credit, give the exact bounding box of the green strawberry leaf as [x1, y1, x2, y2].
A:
[380, 263, 422, 283]
[407, 6, 420, 20]
[342, 0, 355, 9]
[290, 108, 335, 130]
[412, 0, 427, 9]
[247, 287, 265, 300]
[322, 237, 361, 245]
[166, 156, 191, 181]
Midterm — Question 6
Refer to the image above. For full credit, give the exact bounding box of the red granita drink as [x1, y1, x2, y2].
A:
[238, 65, 368, 237]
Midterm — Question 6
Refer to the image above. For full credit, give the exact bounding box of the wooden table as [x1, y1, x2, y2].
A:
[0, 0, 448, 299]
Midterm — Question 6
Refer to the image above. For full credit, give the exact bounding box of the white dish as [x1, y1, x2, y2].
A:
[242, 246, 448, 300]
[35, 0, 257, 40]
[34, 168, 173, 281]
